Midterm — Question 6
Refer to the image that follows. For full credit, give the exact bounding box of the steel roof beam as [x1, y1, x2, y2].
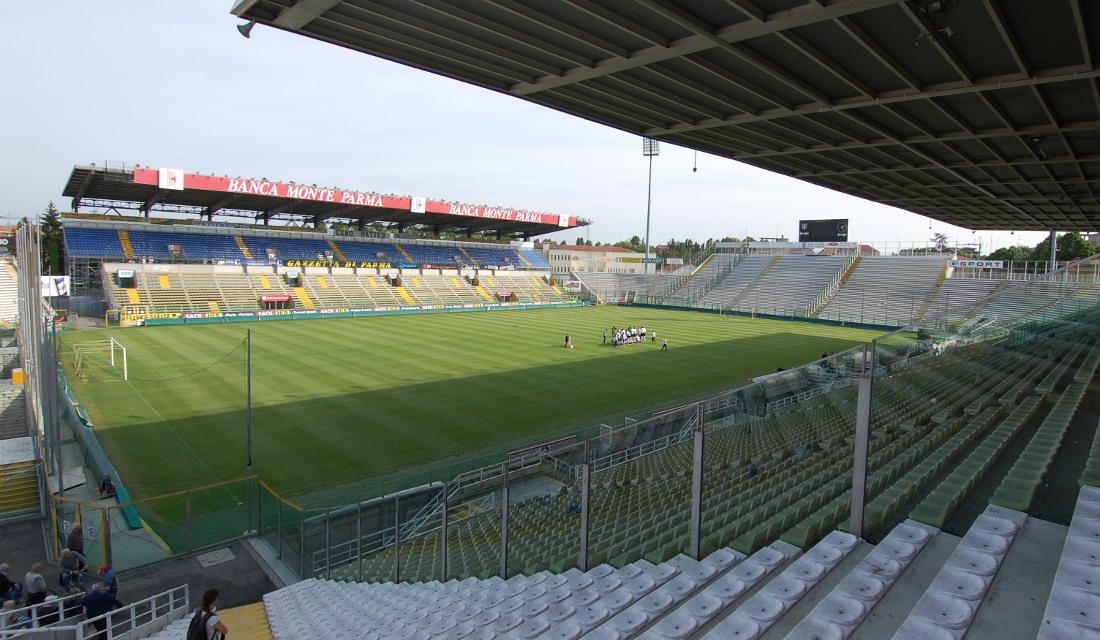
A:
[313, 13, 534, 85]
[647, 64, 1100, 136]
[637, 0, 832, 105]
[70, 170, 96, 211]
[251, 0, 340, 29]
[509, 0, 901, 96]
[834, 15, 920, 90]
[982, 0, 1029, 74]
[205, 195, 239, 217]
[832, 109, 1045, 226]
[142, 190, 165, 213]
[899, 1, 973, 85]
[406, 0, 595, 67]
[798, 154, 1100, 176]
[725, 119, 1100, 160]
[339, 3, 562, 77]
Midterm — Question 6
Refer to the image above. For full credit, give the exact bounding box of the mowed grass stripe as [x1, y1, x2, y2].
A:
[60, 307, 885, 500]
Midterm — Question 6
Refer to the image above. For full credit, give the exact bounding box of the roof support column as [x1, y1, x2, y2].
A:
[1050, 231, 1058, 273]
[357, 219, 365, 232]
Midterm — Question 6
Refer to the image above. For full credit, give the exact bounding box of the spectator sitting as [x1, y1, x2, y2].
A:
[1, 600, 30, 631]
[0, 564, 20, 603]
[81, 583, 119, 638]
[23, 564, 46, 606]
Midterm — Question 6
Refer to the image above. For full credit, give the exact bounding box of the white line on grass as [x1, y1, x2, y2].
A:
[123, 378, 226, 489]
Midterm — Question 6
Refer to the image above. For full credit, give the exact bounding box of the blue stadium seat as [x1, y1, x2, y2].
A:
[63, 225, 551, 269]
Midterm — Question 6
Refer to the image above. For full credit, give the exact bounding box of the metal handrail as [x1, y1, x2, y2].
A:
[0, 585, 188, 640]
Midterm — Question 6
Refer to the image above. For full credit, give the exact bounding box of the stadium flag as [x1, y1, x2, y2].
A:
[40, 276, 70, 297]
[158, 167, 185, 190]
[410, 196, 426, 213]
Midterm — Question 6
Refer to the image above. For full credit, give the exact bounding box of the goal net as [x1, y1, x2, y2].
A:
[73, 338, 128, 381]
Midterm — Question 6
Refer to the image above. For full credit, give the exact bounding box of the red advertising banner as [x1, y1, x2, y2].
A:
[132, 168, 577, 227]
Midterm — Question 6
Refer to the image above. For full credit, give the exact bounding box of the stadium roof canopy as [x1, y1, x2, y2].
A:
[232, 0, 1100, 232]
[61, 164, 583, 238]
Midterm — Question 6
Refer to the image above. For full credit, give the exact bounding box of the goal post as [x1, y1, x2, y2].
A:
[73, 338, 128, 381]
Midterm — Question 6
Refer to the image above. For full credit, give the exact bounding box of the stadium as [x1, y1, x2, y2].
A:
[2, 2, 1100, 640]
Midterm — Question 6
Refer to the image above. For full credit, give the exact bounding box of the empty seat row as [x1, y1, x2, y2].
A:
[64, 225, 549, 269]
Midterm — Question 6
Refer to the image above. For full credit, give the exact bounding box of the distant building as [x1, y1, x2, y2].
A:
[538, 243, 646, 274]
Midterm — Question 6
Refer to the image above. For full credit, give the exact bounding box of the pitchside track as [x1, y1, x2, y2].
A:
[59, 307, 883, 505]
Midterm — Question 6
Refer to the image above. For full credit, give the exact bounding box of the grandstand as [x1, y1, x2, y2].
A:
[62, 219, 570, 321]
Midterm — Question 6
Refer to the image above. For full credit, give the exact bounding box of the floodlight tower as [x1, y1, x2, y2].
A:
[643, 138, 660, 275]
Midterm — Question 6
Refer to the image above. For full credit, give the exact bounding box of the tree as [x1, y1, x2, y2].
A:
[931, 232, 948, 252]
[720, 236, 740, 243]
[40, 202, 64, 274]
[1030, 231, 1095, 262]
[576, 236, 585, 246]
[986, 245, 1030, 262]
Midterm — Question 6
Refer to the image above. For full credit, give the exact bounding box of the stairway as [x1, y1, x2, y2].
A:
[216, 602, 273, 640]
[327, 240, 347, 262]
[0, 460, 38, 514]
[395, 244, 416, 264]
[117, 230, 135, 260]
[913, 261, 951, 322]
[235, 237, 254, 259]
[292, 287, 315, 309]
[514, 250, 534, 268]
[728, 255, 781, 307]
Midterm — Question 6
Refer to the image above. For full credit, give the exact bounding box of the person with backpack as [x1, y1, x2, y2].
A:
[187, 589, 228, 640]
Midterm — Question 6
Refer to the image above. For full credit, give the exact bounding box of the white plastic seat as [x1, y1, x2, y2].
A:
[816, 593, 867, 626]
[762, 573, 809, 602]
[636, 589, 676, 615]
[564, 588, 599, 608]
[649, 610, 699, 639]
[838, 573, 887, 602]
[540, 621, 582, 640]
[545, 602, 576, 623]
[491, 613, 522, 633]
[573, 605, 610, 631]
[514, 617, 550, 638]
[704, 612, 762, 640]
[610, 608, 651, 634]
[702, 548, 741, 572]
[702, 574, 749, 604]
[907, 592, 975, 630]
[656, 575, 697, 600]
[602, 588, 636, 614]
[931, 568, 989, 601]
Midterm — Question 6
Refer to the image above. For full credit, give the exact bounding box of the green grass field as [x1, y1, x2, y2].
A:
[60, 306, 884, 506]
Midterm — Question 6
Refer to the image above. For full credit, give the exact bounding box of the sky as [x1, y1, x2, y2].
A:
[0, 2, 1048, 253]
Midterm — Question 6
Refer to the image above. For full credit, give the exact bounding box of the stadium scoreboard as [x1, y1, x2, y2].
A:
[799, 219, 849, 242]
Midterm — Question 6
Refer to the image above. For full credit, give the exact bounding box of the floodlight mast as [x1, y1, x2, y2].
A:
[643, 138, 660, 276]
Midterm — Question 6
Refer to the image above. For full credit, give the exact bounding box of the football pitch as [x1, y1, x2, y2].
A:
[60, 306, 886, 505]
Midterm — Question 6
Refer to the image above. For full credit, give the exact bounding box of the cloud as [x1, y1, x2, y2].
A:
[0, 3, 1047, 251]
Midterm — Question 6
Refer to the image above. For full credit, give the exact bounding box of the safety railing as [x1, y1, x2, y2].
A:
[0, 585, 188, 640]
